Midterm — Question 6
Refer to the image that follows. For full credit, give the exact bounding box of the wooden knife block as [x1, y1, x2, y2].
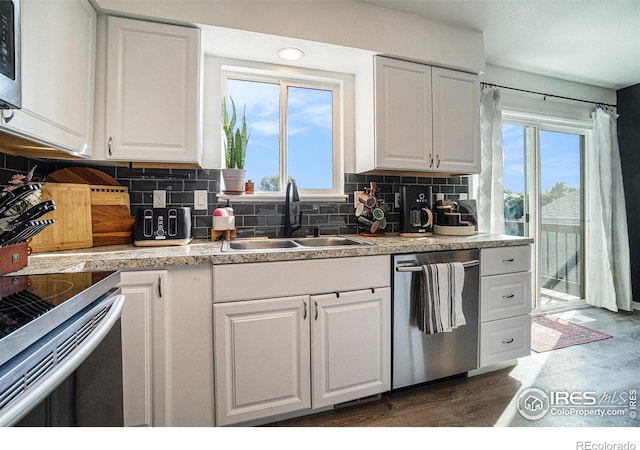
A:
[0, 242, 28, 274]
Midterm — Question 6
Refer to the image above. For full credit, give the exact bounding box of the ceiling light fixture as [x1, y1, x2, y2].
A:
[277, 47, 305, 61]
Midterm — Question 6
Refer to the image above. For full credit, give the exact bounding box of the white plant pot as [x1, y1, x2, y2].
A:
[221, 168, 247, 194]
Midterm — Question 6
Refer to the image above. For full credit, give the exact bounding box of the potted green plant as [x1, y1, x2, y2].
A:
[221, 97, 249, 194]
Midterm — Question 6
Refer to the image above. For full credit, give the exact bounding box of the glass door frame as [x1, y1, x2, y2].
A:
[502, 110, 591, 313]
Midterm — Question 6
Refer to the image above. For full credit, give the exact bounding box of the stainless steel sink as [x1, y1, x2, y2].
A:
[221, 235, 372, 252]
[293, 236, 370, 247]
[224, 239, 299, 251]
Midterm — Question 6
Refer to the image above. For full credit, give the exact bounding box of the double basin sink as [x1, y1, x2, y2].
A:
[221, 235, 373, 252]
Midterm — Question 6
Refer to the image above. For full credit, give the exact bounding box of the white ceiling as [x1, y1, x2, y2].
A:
[361, 0, 640, 90]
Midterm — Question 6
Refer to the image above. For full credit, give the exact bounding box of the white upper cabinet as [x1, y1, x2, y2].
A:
[431, 67, 480, 173]
[103, 16, 201, 164]
[0, 0, 96, 156]
[362, 56, 480, 175]
[373, 57, 434, 171]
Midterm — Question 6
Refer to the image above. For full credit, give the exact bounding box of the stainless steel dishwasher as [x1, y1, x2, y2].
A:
[392, 249, 479, 389]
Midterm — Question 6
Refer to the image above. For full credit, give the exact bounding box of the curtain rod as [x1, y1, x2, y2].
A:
[480, 82, 616, 109]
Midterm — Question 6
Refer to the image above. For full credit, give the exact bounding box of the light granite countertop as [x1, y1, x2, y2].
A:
[9, 233, 533, 275]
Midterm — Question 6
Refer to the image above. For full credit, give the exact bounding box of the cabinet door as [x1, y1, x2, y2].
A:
[1, 0, 96, 155]
[119, 270, 168, 427]
[105, 17, 200, 163]
[374, 56, 433, 170]
[311, 287, 391, 408]
[214, 296, 311, 426]
[432, 67, 480, 174]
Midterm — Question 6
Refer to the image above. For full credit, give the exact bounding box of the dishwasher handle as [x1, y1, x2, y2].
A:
[395, 260, 479, 272]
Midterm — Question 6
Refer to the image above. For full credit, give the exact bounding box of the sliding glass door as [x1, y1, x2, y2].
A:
[502, 119, 586, 311]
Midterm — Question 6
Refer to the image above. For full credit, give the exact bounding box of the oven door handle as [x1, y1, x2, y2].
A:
[0, 294, 126, 427]
[395, 260, 479, 272]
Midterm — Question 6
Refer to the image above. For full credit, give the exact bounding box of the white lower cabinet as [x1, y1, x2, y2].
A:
[120, 266, 214, 427]
[479, 246, 532, 368]
[311, 289, 391, 408]
[479, 315, 531, 367]
[213, 295, 311, 425]
[119, 270, 168, 427]
[212, 256, 391, 426]
[214, 287, 390, 426]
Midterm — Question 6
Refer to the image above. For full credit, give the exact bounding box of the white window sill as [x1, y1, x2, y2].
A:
[216, 193, 348, 203]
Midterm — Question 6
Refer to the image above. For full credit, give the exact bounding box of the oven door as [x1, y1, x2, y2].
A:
[0, 293, 125, 426]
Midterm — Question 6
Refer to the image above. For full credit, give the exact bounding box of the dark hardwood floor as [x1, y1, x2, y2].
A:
[269, 306, 640, 427]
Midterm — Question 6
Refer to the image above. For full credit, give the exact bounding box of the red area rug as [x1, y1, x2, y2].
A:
[531, 315, 612, 353]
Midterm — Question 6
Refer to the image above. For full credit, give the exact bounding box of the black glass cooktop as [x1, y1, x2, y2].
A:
[0, 271, 120, 367]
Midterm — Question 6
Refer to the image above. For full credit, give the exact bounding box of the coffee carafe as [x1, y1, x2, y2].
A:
[399, 185, 433, 236]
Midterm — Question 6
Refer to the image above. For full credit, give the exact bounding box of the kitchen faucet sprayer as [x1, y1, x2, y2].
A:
[284, 179, 302, 237]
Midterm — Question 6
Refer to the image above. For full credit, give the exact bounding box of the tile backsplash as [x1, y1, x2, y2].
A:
[0, 154, 469, 240]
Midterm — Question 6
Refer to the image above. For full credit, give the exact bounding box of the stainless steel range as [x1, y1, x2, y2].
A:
[0, 271, 124, 426]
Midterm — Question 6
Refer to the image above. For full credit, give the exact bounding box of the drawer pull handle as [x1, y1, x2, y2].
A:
[502, 294, 515, 299]
[502, 258, 515, 263]
[502, 338, 514, 344]
[303, 301, 307, 320]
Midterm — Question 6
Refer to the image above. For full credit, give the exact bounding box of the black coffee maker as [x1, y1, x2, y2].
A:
[399, 185, 433, 236]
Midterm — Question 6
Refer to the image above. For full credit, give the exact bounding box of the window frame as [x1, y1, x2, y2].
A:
[221, 63, 345, 200]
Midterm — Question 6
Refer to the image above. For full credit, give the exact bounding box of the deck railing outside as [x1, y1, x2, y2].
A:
[505, 220, 583, 300]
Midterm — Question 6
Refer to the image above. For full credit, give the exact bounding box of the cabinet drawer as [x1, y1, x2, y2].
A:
[213, 256, 390, 302]
[481, 272, 531, 322]
[480, 315, 531, 367]
[481, 246, 531, 276]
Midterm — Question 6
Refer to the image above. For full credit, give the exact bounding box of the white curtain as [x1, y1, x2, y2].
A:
[586, 108, 632, 312]
[476, 86, 505, 234]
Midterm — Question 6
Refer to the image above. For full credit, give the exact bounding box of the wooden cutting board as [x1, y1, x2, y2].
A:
[44, 168, 134, 247]
[45, 167, 121, 186]
[29, 183, 93, 253]
[90, 186, 135, 246]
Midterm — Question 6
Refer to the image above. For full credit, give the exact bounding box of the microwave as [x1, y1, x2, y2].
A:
[0, 0, 20, 110]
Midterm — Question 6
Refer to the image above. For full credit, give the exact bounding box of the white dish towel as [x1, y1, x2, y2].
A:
[410, 262, 466, 334]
